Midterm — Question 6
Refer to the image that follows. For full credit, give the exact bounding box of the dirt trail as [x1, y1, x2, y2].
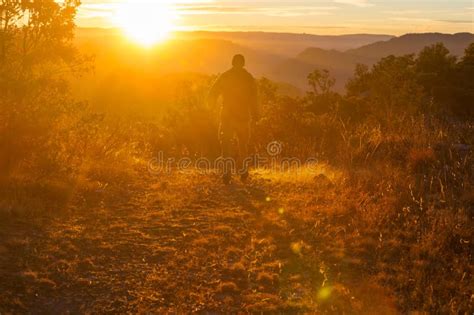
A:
[0, 170, 398, 313]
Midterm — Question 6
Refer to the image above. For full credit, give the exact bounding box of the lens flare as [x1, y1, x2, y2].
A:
[317, 286, 333, 301]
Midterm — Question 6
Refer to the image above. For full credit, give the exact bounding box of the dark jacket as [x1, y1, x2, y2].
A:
[209, 67, 258, 122]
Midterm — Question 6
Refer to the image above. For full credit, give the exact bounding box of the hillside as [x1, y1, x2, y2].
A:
[76, 28, 393, 58]
[74, 29, 474, 96]
[3, 25, 473, 315]
[348, 32, 474, 59]
[3, 2, 474, 314]
[272, 32, 474, 91]
[174, 31, 394, 57]
[271, 48, 374, 91]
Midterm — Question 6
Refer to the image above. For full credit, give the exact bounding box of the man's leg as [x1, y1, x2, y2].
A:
[236, 121, 251, 181]
[219, 121, 233, 184]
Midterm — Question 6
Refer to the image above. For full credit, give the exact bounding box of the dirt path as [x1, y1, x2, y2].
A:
[0, 169, 398, 313]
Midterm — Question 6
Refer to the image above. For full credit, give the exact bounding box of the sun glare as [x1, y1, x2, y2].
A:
[113, 1, 177, 46]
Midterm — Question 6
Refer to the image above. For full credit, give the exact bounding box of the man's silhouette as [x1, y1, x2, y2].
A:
[208, 54, 258, 184]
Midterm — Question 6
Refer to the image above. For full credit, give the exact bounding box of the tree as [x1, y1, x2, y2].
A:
[307, 69, 335, 96]
[0, 0, 91, 178]
[1, 0, 86, 98]
[345, 55, 424, 117]
[346, 63, 370, 98]
[448, 43, 474, 115]
[460, 43, 474, 65]
[306, 69, 338, 114]
[415, 43, 456, 107]
[416, 43, 456, 76]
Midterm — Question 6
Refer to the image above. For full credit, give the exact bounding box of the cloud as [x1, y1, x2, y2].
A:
[78, 1, 337, 18]
[384, 10, 421, 15]
[178, 6, 249, 14]
[175, 4, 338, 17]
[437, 19, 473, 24]
[188, 24, 350, 33]
[333, 0, 373, 8]
[388, 17, 432, 23]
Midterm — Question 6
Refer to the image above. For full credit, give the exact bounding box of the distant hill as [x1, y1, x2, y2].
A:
[348, 32, 474, 59]
[173, 31, 394, 57]
[74, 29, 473, 95]
[75, 28, 283, 75]
[271, 48, 373, 90]
[76, 28, 393, 58]
[272, 33, 474, 91]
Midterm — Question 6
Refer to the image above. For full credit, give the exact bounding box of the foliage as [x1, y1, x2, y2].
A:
[346, 42, 474, 117]
[306, 69, 339, 114]
[0, 0, 93, 179]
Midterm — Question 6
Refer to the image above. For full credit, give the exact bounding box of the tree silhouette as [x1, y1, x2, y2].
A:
[0, 0, 90, 177]
[1, 0, 85, 97]
[306, 69, 338, 114]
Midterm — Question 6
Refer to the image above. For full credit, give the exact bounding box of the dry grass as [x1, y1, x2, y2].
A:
[0, 116, 472, 313]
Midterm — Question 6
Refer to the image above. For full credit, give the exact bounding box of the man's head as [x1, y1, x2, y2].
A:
[232, 54, 245, 68]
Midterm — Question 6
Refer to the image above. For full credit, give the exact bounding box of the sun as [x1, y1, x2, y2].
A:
[113, 1, 177, 46]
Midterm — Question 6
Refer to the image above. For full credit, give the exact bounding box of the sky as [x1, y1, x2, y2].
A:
[77, 0, 474, 35]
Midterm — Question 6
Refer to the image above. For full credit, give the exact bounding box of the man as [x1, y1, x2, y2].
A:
[208, 54, 258, 184]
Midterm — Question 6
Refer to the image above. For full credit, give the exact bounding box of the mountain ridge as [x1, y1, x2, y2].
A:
[272, 32, 474, 91]
[347, 32, 474, 58]
[74, 29, 474, 93]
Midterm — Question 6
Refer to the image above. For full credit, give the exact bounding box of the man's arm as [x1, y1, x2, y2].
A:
[208, 75, 223, 107]
[249, 76, 259, 122]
